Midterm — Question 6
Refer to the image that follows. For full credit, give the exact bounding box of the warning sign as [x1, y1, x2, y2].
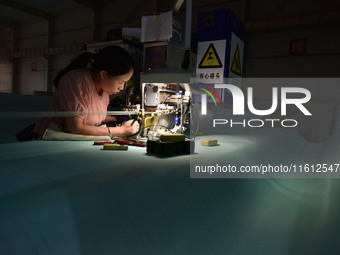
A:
[230, 44, 241, 76]
[196, 40, 226, 83]
[198, 43, 223, 68]
[229, 32, 244, 79]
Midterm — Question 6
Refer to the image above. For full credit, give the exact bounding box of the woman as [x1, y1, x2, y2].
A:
[34, 46, 139, 140]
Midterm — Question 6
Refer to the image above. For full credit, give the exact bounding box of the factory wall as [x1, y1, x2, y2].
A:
[0, 25, 13, 93]
[0, 6, 94, 94]
[0, 61, 11, 93]
[0, 0, 339, 94]
[244, 24, 340, 77]
[53, 7, 94, 46]
[241, 22, 340, 142]
[0, 2, 159, 94]
[17, 58, 46, 94]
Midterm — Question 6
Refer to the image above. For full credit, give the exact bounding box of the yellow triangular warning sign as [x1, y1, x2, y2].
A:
[198, 43, 223, 68]
[231, 44, 241, 76]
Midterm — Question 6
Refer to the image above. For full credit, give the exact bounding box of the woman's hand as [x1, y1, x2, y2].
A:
[120, 119, 140, 136]
[64, 116, 139, 137]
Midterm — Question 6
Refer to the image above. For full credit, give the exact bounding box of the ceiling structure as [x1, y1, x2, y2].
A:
[0, 0, 339, 59]
[0, 0, 339, 28]
[0, 0, 73, 23]
[0, 0, 340, 29]
[0, 0, 113, 26]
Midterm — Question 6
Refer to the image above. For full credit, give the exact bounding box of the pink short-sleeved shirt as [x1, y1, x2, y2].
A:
[34, 69, 109, 139]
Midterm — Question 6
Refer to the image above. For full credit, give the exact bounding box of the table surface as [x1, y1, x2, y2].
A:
[1, 127, 340, 255]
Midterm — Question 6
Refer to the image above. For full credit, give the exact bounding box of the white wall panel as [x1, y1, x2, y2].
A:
[18, 58, 46, 94]
[0, 61, 12, 93]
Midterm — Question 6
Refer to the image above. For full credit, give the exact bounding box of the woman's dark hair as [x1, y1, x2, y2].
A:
[53, 46, 135, 88]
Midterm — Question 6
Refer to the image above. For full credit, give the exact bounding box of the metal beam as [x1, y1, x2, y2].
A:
[0, 0, 53, 22]
[10, 59, 19, 93]
[72, 0, 98, 10]
[173, 0, 184, 15]
[43, 55, 54, 93]
[47, 19, 54, 47]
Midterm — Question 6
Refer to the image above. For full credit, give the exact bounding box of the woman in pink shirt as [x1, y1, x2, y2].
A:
[33, 46, 139, 140]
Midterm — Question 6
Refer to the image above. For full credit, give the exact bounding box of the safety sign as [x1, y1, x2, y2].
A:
[198, 43, 223, 68]
[196, 39, 226, 83]
[229, 32, 244, 78]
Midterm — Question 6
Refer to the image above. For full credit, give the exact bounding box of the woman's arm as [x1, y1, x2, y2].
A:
[102, 115, 118, 123]
[64, 116, 139, 137]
